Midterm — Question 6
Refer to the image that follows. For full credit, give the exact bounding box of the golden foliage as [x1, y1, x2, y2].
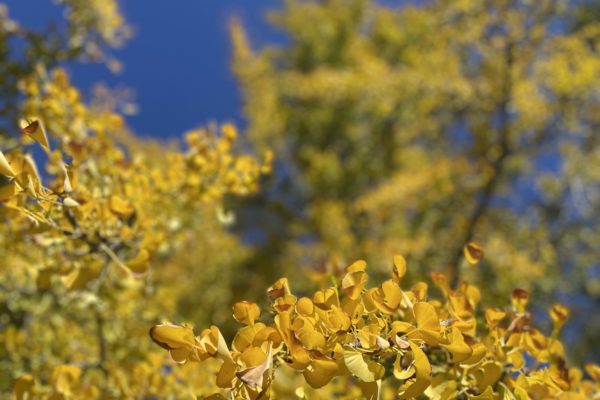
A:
[151, 255, 600, 399]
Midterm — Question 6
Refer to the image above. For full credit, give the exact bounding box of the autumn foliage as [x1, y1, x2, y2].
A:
[149, 256, 600, 399]
[2, 0, 600, 399]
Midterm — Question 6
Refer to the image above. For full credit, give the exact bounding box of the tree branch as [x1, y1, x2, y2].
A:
[448, 40, 514, 287]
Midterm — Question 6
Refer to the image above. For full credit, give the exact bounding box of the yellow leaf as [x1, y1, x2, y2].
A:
[199, 326, 233, 361]
[20, 119, 50, 152]
[149, 323, 200, 364]
[296, 297, 315, 316]
[236, 345, 273, 389]
[342, 270, 368, 300]
[413, 302, 441, 345]
[442, 327, 472, 363]
[216, 358, 237, 389]
[398, 341, 432, 399]
[303, 357, 338, 388]
[357, 379, 382, 400]
[343, 348, 385, 382]
[392, 254, 407, 282]
[233, 301, 261, 325]
[0, 149, 16, 177]
[50, 365, 81, 395]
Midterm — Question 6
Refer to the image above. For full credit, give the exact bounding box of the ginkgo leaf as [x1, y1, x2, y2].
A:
[216, 358, 237, 389]
[463, 241, 483, 265]
[233, 301, 261, 325]
[199, 326, 233, 361]
[357, 379, 382, 400]
[267, 277, 290, 298]
[149, 323, 199, 363]
[425, 374, 458, 400]
[392, 254, 407, 282]
[485, 307, 507, 328]
[236, 345, 273, 389]
[346, 259, 367, 273]
[342, 270, 368, 300]
[296, 328, 326, 350]
[412, 302, 441, 344]
[296, 297, 314, 316]
[550, 304, 569, 333]
[0, 150, 16, 177]
[20, 119, 50, 152]
[343, 348, 385, 382]
[397, 341, 432, 399]
[471, 361, 502, 391]
[303, 357, 338, 388]
[442, 326, 472, 363]
[394, 354, 416, 380]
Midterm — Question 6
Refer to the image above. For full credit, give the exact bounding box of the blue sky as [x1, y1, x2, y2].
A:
[6, 0, 283, 138]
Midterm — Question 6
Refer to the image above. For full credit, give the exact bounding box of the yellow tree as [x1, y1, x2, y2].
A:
[1, 2, 271, 398]
[230, 0, 600, 361]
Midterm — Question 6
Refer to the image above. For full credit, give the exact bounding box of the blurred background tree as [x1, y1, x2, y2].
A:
[230, 0, 600, 363]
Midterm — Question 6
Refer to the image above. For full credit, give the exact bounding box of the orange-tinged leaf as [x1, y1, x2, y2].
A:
[267, 277, 290, 298]
[512, 288, 530, 314]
